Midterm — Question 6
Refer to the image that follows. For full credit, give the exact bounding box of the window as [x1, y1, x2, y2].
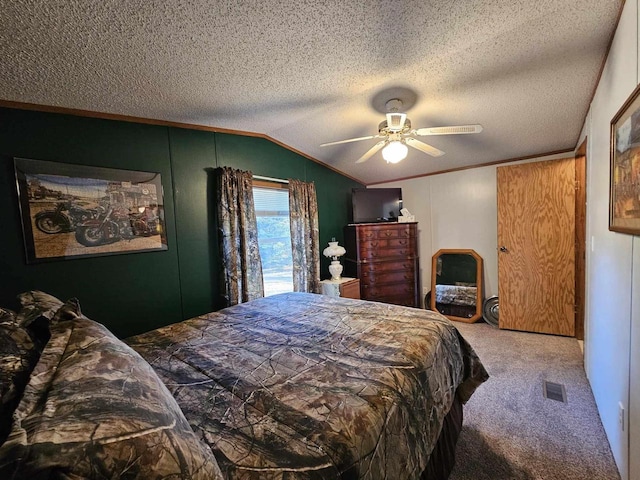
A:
[253, 184, 294, 296]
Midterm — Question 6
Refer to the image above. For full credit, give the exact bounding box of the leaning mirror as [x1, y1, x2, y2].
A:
[430, 249, 483, 323]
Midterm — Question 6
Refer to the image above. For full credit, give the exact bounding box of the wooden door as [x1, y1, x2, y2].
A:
[497, 158, 575, 336]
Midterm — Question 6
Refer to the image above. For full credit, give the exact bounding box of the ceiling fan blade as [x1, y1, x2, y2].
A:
[355, 140, 387, 164]
[414, 124, 483, 136]
[405, 137, 445, 157]
[320, 134, 381, 147]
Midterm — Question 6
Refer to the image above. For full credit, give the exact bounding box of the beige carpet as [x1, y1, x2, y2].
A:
[450, 322, 620, 480]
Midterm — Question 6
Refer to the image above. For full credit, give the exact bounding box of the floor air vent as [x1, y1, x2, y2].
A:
[543, 381, 567, 403]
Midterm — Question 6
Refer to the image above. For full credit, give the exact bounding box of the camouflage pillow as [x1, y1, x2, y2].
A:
[0, 302, 223, 479]
[0, 307, 41, 446]
[15, 290, 65, 327]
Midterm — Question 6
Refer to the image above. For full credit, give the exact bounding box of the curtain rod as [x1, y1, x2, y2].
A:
[253, 175, 289, 184]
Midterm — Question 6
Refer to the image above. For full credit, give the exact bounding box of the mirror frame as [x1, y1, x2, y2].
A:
[430, 248, 483, 323]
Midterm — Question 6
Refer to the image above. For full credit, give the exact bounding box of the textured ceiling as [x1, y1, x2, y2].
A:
[0, 0, 623, 184]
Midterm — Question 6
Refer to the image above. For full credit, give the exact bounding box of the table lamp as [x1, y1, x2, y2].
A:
[323, 238, 346, 280]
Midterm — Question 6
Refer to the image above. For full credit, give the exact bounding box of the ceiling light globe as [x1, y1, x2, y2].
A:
[382, 141, 408, 164]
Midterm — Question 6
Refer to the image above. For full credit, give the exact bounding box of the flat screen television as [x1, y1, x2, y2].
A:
[351, 188, 403, 223]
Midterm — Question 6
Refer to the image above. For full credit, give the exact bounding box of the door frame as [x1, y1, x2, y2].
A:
[575, 139, 587, 340]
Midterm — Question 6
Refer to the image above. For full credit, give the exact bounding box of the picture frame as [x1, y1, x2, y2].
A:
[14, 158, 168, 263]
[610, 84, 640, 235]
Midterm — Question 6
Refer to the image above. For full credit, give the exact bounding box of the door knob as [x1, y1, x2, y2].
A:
[500, 246, 508, 252]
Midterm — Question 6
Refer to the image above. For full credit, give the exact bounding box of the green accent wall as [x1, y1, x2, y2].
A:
[0, 107, 363, 337]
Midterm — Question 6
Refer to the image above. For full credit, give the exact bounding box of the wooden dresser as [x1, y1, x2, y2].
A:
[343, 222, 419, 307]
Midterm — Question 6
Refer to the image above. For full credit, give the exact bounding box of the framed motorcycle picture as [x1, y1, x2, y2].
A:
[14, 157, 168, 263]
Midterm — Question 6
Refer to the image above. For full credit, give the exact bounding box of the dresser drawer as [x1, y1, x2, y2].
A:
[356, 227, 379, 240]
[388, 237, 415, 248]
[361, 282, 416, 298]
[356, 224, 413, 240]
[359, 258, 416, 273]
[358, 248, 415, 260]
[359, 269, 415, 286]
[375, 294, 418, 308]
[357, 237, 416, 256]
[362, 292, 420, 308]
[376, 225, 412, 239]
[358, 239, 388, 250]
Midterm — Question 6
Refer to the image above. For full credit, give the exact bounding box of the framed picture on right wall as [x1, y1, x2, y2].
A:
[610, 83, 640, 235]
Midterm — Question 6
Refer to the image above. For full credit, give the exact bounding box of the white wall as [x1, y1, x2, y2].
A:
[630, 7, 640, 477]
[631, 238, 640, 480]
[583, 1, 637, 478]
[378, 3, 640, 477]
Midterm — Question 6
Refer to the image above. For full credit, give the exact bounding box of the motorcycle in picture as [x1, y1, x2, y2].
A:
[74, 205, 160, 247]
[34, 201, 101, 234]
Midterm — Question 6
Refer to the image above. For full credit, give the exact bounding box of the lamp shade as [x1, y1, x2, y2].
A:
[323, 241, 346, 259]
[323, 240, 346, 280]
[382, 141, 408, 163]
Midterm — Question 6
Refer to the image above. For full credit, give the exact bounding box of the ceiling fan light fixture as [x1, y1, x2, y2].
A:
[382, 141, 408, 164]
[386, 112, 407, 131]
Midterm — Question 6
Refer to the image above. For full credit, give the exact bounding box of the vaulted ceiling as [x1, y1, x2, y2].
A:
[0, 1, 624, 184]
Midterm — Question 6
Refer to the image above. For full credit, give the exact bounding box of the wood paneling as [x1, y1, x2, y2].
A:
[497, 158, 575, 336]
[0, 99, 364, 184]
[0, 108, 183, 338]
[0, 107, 364, 337]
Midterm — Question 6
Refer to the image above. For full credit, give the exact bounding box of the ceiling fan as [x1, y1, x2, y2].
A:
[320, 99, 483, 164]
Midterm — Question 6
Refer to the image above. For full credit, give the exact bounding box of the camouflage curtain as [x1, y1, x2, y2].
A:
[216, 167, 264, 306]
[288, 179, 320, 293]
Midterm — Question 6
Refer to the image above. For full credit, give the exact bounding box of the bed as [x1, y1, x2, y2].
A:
[0, 291, 488, 479]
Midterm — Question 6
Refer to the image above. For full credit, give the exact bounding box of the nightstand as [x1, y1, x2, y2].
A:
[320, 277, 361, 299]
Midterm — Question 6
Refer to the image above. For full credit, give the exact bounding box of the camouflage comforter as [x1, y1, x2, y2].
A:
[0, 295, 222, 479]
[126, 292, 488, 479]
